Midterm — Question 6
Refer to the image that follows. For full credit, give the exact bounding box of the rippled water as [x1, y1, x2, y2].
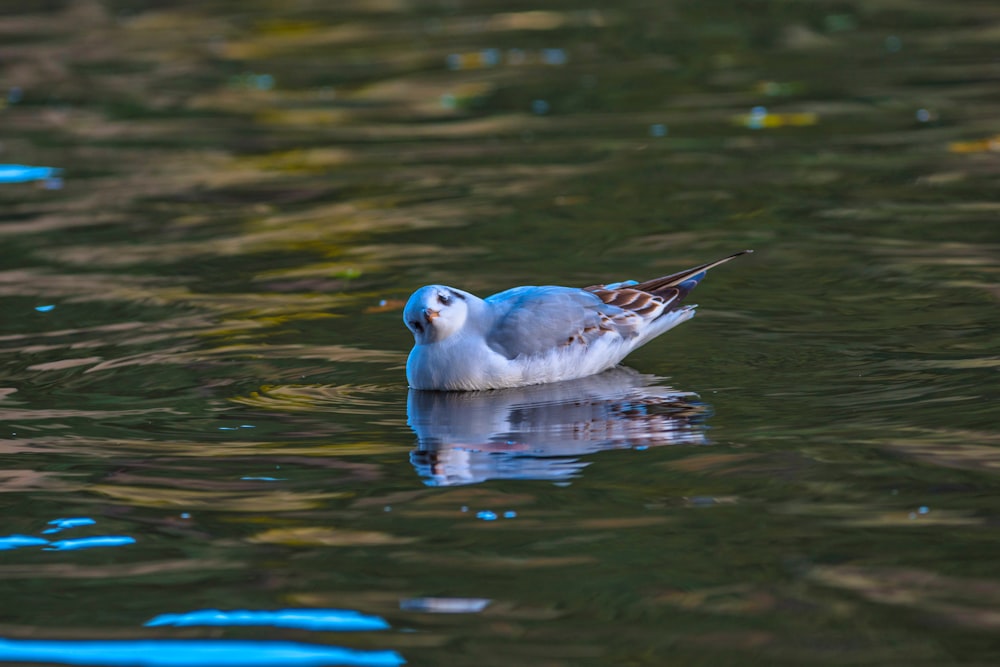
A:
[1, 1, 999, 665]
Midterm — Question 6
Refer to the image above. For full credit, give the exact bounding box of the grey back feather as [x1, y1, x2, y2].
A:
[484, 286, 627, 359]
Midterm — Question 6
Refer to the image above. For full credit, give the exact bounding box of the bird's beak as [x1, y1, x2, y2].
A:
[423, 308, 439, 324]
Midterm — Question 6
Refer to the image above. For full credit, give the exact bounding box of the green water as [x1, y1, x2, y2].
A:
[1, 1, 998, 665]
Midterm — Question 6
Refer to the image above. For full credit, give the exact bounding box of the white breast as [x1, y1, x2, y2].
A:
[407, 327, 638, 390]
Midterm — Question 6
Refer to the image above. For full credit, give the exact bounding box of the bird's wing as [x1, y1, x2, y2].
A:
[485, 251, 753, 360]
[484, 286, 651, 359]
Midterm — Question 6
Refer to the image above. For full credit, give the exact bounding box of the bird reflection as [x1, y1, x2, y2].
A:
[407, 367, 710, 486]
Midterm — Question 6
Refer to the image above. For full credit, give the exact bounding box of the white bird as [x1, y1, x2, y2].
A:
[403, 250, 751, 390]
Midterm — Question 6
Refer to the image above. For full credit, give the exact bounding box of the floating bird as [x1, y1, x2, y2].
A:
[404, 250, 751, 390]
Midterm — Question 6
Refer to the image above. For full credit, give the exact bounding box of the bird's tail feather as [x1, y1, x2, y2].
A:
[633, 250, 753, 295]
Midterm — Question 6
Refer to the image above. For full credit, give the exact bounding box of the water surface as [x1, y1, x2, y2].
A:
[1, 1, 999, 665]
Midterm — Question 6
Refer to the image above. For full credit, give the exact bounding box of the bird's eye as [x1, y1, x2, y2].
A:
[438, 292, 451, 305]
[410, 320, 424, 333]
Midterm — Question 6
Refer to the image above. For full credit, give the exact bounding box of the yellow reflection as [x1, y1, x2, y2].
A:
[232, 384, 395, 414]
[256, 109, 350, 127]
[949, 134, 1000, 153]
[250, 526, 417, 546]
[91, 484, 348, 511]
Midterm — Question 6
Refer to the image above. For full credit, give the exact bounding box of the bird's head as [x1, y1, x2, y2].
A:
[403, 285, 470, 343]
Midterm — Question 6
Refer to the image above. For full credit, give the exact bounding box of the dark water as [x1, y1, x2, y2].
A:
[2, 1, 999, 665]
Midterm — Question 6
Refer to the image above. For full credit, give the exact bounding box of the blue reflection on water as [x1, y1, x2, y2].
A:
[0, 164, 62, 183]
[0, 535, 49, 551]
[541, 48, 568, 65]
[145, 609, 390, 632]
[0, 638, 404, 667]
[747, 105, 768, 129]
[44, 536, 136, 551]
[1, 517, 136, 552]
[42, 517, 97, 534]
